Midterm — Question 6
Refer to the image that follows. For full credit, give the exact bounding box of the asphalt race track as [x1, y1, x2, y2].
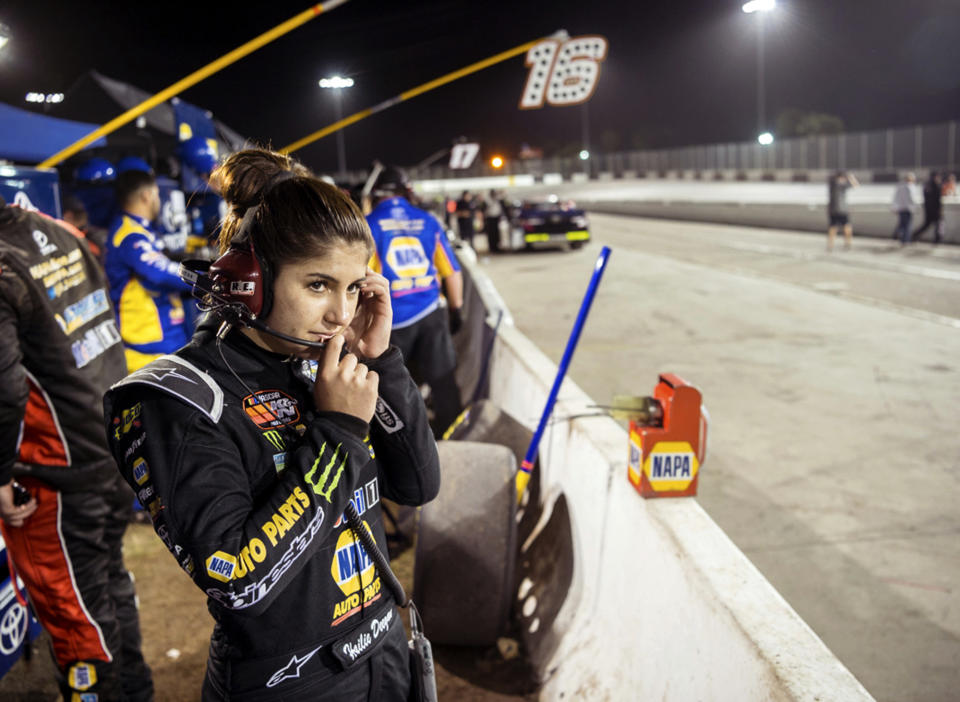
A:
[477, 213, 960, 702]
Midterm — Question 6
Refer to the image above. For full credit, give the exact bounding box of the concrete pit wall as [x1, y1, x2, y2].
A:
[456, 248, 874, 701]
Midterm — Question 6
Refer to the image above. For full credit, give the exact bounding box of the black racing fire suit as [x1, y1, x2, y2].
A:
[0, 201, 153, 701]
[104, 317, 440, 700]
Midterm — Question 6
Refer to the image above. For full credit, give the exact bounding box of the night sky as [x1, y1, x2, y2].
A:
[1, 0, 959, 174]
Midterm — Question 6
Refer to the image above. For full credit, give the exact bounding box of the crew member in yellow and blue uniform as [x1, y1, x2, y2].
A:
[366, 166, 464, 437]
[105, 162, 192, 371]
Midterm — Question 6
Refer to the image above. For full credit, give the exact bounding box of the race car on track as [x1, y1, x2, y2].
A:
[508, 195, 590, 250]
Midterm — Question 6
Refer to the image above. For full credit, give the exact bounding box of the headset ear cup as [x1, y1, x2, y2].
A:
[210, 202, 276, 320]
[208, 245, 266, 318]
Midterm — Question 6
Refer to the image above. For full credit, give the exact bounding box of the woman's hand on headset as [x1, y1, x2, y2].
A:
[344, 269, 392, 359]
[314, 334, 379, 422]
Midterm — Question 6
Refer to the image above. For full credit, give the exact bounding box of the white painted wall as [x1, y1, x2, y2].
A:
[466, 252, 874, 701]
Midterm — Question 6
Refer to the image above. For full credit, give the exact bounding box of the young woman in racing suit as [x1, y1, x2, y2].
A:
[104, 148, 440, 701]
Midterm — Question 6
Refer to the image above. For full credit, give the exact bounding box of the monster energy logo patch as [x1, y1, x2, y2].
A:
[262, 429, 285, 451]
[305, 442, 348, 503]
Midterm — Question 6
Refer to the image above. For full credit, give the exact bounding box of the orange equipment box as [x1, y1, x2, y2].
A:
[627, 374, 708, 498]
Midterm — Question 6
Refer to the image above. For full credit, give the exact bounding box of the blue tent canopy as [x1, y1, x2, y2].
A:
[0, 102, 106, 164]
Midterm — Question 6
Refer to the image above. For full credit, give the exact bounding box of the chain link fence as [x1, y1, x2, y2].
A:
[410, 121, 959, 182]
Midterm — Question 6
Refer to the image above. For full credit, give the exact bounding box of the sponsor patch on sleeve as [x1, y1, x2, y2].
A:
[373, 397, 404, 434]
[205, 551, 237, 583]
[67, 662, 97, 691]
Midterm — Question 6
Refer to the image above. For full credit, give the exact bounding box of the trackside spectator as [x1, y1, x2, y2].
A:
[892, 173, 917, 246]
[826, 170, 859, 251]
[455, 190, 476, 248]
[912, 172, 944, 244]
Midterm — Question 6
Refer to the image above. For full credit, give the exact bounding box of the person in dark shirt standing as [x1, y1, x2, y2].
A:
[911, 172, 944, 243]
[483, 189, 505, 253]
[455, 190, 476, 248]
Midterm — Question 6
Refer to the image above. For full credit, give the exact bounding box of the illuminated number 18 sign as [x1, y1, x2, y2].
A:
[519, 35, 608, 109]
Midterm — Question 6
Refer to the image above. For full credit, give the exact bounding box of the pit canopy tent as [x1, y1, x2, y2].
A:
[0, 102, 107, 164]
[30, 71, 246, 174]
[51, 70, 245, 152]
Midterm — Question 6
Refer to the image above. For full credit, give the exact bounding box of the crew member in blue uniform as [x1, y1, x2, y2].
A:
[105, 167, 192, 371]
[366, 167, 464, 437]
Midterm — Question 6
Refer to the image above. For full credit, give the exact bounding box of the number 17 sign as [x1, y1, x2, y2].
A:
[519, 35, 608, 109]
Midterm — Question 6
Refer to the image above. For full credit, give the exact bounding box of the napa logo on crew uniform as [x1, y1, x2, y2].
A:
[642, 440, 699, 492]
[205, 550, 238, 583]
[67, 662, 97, 691]
[384, 236, 430, 278]
[132, 457, 150, 485]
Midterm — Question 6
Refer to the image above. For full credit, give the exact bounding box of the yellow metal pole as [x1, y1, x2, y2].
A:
[281, 34, 552, 155]
[38, 0, 351, 169]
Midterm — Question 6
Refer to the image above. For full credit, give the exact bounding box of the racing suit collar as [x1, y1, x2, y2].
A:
[197, 315, 301, 367]
[121, 211, 154, 230]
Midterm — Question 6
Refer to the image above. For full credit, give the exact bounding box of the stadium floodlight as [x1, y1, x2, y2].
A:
[0, 23, 10, 52]
[318, 75, 354, 176]
[318, 76, 354, 89]
[490, 155, 504, 169]
[25, 92, 64, 104]
[757, 132, 774, 146]
[579, 150, 590, 161]
[742, 0, 775, 13]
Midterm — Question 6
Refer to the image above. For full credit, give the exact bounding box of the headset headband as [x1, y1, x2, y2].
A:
[233, 169, 299, 247]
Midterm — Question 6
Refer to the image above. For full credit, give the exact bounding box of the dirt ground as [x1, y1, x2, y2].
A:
[0, 516, 537, 701]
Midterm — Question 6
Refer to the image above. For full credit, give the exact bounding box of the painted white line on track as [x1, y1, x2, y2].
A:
[618, 239, 960, 329]
[722, 241, 960, 281]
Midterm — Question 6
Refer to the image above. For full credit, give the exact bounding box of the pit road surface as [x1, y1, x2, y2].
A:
[477, 214, 960, 702]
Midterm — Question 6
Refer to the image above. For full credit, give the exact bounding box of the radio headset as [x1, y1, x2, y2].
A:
[178, 170, 327, 349]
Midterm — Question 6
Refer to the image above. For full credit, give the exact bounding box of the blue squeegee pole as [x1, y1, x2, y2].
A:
[516, 245, 611, 502]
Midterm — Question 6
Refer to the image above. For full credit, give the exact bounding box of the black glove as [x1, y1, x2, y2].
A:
[448, 307, 463, 335]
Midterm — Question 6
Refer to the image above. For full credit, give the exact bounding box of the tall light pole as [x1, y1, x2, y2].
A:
[581, 101, 591, 175]
[318, 75, 354, 178]
[742, 0, 775, 145]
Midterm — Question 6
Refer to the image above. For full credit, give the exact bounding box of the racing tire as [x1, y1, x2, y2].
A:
[570, 241, 585, 250]
[413, 440, 518, 646]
